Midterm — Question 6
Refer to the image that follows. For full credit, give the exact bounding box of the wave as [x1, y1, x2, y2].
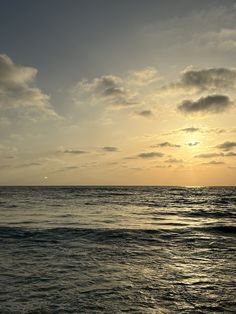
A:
[1, 224, 235, 246]
[198, 225, 236, 235]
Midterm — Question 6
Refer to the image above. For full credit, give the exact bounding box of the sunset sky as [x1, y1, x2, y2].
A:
[0, 0, 236, 185]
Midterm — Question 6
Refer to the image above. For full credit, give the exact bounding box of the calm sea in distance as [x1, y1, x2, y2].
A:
[0, 186, 235, 313]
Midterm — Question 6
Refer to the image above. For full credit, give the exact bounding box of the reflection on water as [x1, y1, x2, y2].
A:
[0, 186, 235, 313]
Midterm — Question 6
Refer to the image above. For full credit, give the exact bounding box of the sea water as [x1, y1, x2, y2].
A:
[0, 186, 235, 313]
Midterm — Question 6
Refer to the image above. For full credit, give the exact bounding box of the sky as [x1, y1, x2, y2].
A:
[0, 0, 236, 186]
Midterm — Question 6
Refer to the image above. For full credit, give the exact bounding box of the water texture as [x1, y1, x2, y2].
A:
[0, 186, 235, 313]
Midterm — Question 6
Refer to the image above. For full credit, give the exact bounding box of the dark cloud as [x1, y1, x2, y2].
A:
[180, 68, 236, 91]
[178, 95, 232, 115]
[103, 87, 126, 97]
[136, 110, 153, 118]
[102, 146, 119, 152]
[138, 151, 164, 158]
[153, 142, 181, 148]
[215, 141, 236, 151]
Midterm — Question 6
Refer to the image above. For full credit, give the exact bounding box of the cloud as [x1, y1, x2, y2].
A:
[225, 152, 236, 156]
[16, 162, 42, 168]
[63, 149, 87, 154]
[152, 142, 181, 148]
[201, 160, 225, 166]
[71, 66, 160, 114]
[195, 153, 224, 158]
[128, 67, 159, 86]
[195, 151, 236, 158]
[165, 158, 183, 163]
[137, 151, 164, 158]
[187, 141, 200, 146]
[102, 146, 119, 152]
[55, 165, 79, 172]
[0, 54, 57, 118]
[167, 127, 228, 135]
[181, 127, 200, 133]
[178, 95, 232, 115]
[197, 29, 236, 53]
[136, 110, 154, 118]
[72, 74, 137, 108]
[178, 67, 236, 91]
[215, 141, 236, 150]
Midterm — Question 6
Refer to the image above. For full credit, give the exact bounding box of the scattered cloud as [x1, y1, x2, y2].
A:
[102, 146, 119, 152]
[195, 151, 236, 158]
[181, 127, 200, 133]
[166, 127, 229, 135]
[165, 158, 183, 163]
[195, 153, 224, 158]
[201, 160, 225, 166]
[72, 74, 137, 108]
[215, 141, 236, 150]
[136, 110, 154, 118]
[62, 149, 87, 154]
[152, 142, 181, 148]
[178, 95, 232, 115]
[137, 151, 164, 159]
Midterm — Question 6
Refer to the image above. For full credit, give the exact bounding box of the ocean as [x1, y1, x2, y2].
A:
[0, 186, 235, 313]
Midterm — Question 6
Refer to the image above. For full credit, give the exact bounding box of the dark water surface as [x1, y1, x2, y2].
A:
[0, 186, 235, 313]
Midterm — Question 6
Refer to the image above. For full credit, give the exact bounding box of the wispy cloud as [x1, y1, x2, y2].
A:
[152, 142, 181, 148]
[195, 151, 236, 158]
[137, 151, 164, 158]
[195, 153, 224, 158]
[165, 158, 183, 164]
[62, 149, 87, 154]
[102, 146, 119, 152]
[201, 160, 225, 165]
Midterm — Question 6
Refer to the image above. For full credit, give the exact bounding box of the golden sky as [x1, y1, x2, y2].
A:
[0, 1, 236, 185]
